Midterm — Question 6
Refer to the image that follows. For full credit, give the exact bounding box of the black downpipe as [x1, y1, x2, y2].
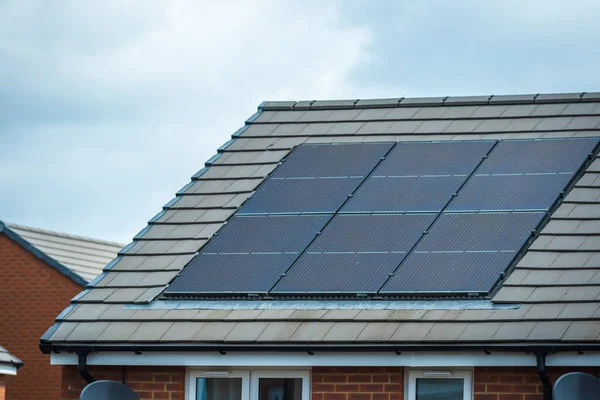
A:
[77, 352, 96, 384]
[535, 351, 552, 400]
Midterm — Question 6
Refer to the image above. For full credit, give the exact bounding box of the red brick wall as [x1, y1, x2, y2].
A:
[474, 366, 600, 400]
[58, 365, 600, 400]
[61, 365, 185, 400]
[0, 234, 83, 400]
[312, 367, 404, 400]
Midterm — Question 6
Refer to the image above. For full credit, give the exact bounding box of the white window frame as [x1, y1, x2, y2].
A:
[250, 369, 311, 400]
[186, 368, 310, 400]
[186, 369, 250, 400]
[406, 369, 473, 400]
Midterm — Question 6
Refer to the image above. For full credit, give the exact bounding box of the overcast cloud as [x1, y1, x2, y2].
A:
[1, 0, 599, 243]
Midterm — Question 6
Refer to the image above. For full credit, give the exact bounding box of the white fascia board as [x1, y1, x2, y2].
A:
[0, 364, 18, 375]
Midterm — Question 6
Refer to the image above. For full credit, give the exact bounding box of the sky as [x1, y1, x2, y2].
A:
[1, 0, 600, 243]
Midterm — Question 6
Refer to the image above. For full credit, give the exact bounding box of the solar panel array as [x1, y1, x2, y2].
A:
[166, 138, 599, 298]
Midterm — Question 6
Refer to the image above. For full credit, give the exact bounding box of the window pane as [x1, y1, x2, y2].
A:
[196, 378, 242, 400]
[416, 378, 464, 400]
[259, 378, 302, 400]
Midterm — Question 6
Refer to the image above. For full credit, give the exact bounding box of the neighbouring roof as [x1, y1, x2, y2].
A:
[42, 92, 600, 348]
[0, 221, 124, 284]
[0, 344, 23, 369]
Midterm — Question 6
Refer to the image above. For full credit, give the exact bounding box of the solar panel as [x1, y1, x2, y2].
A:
[308, 213, 436, 253]
[372, 141, 495, 177]
[201, 215, 330, 254]
[166, 138, 598, 299]
[380, 252, 516, 293]
[447, 174, 573, 211]
[380, 212, 543, 294]
[166, 253, 298, 293]
[476, 138, 597, 175]
[342, 176, 465, 213]
[270, 143, 394, 179]
[272, 252, 406, 294]
[238, 177, 362, 214]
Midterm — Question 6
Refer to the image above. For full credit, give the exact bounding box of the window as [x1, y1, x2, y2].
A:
[187, 369, 310, 400]
[407, 370, 472, 400]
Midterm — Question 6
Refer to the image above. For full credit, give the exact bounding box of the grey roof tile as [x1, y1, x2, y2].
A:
[129, 322, 173, 341]
[270, 124, 309, 136]
[412, 107, 448, 119]
[527, 321, 571, 340]
[255, 309, 296, 320]
[193, 309, 232, 320]
[256, 322, 301, 341]
[321, 310, 361, 320]
[386, 120, 423, 134]
[522, 304, 565, 319]
[443, 120, 483, 133]
[420, 310, 461, 321]
[562, 103, 599, 115]
[500, 104, 538, 117]
[296, 123, 333, 135]
[162, 309, 201, 320]
[290, 322, 334, 341]
[534, 117, 573, 131]
[134, 287, 164, 303]
[128, 308, 168, 321]
[293, 100, 314, 110]
[390, 323, 434, 341]
[535, 93, 582, 103]
[562, 321, 600, 341]
[505, 118, 543, 131]
[357, 121, 395, 134]
[289, 310, 328, 320]
[527, 287, 569, 302]
[224, 310, 264, 320]
[268, 111, 306, 123]
[471, 105, 508, 118]
[355, 98, 402, 108]
[489, 94, 536, 104]
[440, 106, 479, 119]
[385, 107, 421, 120]
[322, 322, 368, 341]
[97, 322, 141, 341]
[99, 304, 137, 320]
[240, 124, 279, 137]
[354, 310, 393, 320]
[561, 286, 600, 301]
[492, 322, 536, 340]
[104, 288, 147, 303]
[79, 288, 116, 302]
[414, 120, 452, 133]
[161, 322, 204, 341]
[324, 110, 362, 121]
[48, 322, 78, 341]
[492, 286, 535, 302]
[66, 322, 110, 341]
[355, 323, 399, 341]
[558, 303, 600, 319]
[565, 116, 600, 130]
[483, 306, 532, 321]
[296, 110, 334, 122]
[531, 104, 568, 116]
[474, 119, 512, 132]
[457, 323, 501, 341]
[354, 108, 394, 120]
[193, 322, 237, 341]
[386, 309, 427, 321]
[327, 122, 365, 134]
[65, 304, 110, 321]
[424, 323, 467, 341]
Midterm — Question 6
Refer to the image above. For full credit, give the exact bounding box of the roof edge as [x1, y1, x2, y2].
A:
[0, 220, 88, 287]
[260, 92, 600, 111]
[6, 222, 125, 248]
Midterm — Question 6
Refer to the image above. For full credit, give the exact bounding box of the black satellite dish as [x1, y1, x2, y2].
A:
[553, 372, 600, 400]
[80, 380, 140, 400]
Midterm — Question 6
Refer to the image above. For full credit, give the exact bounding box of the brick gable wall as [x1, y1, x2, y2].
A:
[60, 365, 600, 400]
[0, 234, 83, 400]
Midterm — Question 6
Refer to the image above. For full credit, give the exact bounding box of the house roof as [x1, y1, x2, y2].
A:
[0, 344, 23, 369]
[0, 221, 124, 285]
[41, 93, 600, 349]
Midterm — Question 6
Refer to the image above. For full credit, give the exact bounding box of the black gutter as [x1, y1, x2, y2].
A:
[77, 352, 95, 384]
[535, 351, 552, 400]
[41, 342, 600, 354]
